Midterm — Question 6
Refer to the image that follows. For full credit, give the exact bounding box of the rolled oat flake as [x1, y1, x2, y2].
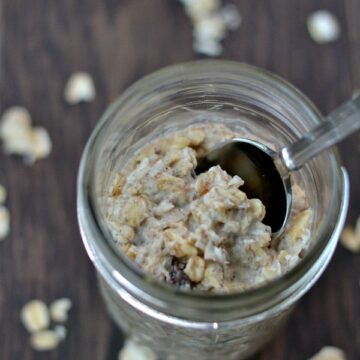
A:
[307, 10, 340, 44]
[30, 330, 60, 351]
[20, 300, 50, 333]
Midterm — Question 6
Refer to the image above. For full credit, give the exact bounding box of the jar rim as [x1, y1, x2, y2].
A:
[77, 60, 348, 320]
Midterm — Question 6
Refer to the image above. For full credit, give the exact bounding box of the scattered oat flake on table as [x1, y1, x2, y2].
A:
[340, 222, 360, 253]
[0, 106, 33, 154]
[0, 205, 10, 241]
[180, 0, 220, 21]
[0, 106, 52, 163]
[118, 340, 157, 360]
[64, 71, 96, 104]
[30, 330, 61, 351]
[29, 127, 52, 161]
[49, 298, 72, 323]
[193, 38, 223, 57]
[0, 184, 7, 204]
[307, 10, 340, 44]
[20, 300, 50, 333]
[180, 0, 241, 56]
[219, 4, 242, 30]
[53, 325, 67, 341]
[308, 346, 347, 360]
[194, 15, 227, 42]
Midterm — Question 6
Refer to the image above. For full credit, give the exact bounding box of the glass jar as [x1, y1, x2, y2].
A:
[77, 61, 349, 360]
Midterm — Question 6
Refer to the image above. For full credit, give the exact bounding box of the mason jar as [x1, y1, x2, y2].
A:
[77, 61, 349, 360]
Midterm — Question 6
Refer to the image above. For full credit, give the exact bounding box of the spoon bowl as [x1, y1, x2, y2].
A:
[196, 93, 360, 237]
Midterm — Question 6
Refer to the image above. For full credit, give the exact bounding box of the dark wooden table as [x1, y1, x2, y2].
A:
[1, 1, 359, 359]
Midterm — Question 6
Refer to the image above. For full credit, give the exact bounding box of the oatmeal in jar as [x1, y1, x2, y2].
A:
[105, 124, 312, 292]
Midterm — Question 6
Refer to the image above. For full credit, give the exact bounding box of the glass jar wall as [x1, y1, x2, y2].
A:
[77, 61, 348, 360]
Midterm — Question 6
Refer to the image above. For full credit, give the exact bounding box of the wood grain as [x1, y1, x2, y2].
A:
[0, 0, 359, 359]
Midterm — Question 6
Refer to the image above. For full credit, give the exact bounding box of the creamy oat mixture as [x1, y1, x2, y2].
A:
[105, 124, 312, 292]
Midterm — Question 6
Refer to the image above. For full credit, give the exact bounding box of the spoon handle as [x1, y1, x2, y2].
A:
[281, 93, 360, 171]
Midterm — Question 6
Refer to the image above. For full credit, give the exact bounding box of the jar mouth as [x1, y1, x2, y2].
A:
[77, 60, 348, 320]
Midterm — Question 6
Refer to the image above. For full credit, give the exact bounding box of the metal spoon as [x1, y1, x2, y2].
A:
[196, 93, 360, 237]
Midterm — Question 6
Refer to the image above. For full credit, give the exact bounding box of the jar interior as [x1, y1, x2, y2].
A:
[88, 65, 338, 294]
